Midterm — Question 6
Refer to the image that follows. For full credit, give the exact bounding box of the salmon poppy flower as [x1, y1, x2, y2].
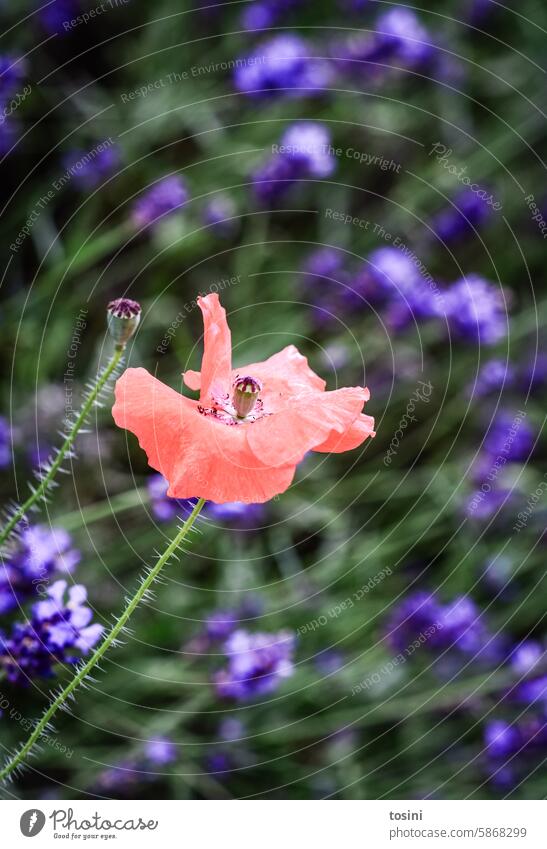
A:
[112, 294, 375, 503]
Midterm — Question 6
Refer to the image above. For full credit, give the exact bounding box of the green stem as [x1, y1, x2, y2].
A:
[0, 346, 124, 549]
[0, 497, 206, 783]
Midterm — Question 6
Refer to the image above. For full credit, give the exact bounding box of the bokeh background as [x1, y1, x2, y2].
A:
[0, 0, 546, 800]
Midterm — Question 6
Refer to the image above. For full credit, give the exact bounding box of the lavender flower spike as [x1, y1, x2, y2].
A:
[0, 525, 80, 614]
[0, 581, 103, 685]
[131, 176, 189, 229]
[0, 416, 13, 468]
[443, 275, 508, 345]
[234, 34, 332, 98]
[253, 122, 336, 204]
[215, 629, 296, 700]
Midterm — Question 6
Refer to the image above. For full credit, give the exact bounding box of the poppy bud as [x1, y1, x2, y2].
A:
[107, 298, 141, 349]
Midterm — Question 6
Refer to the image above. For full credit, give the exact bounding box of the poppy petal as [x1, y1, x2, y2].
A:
[172, 404, 297, 503]
[182, 369, 201, 392]
[194, 294, 232, 402]
[313, 413, 375, 452]
[247, 386, 370, 467]
[112, 367, 186, 481]
[240, 345, 326, 411]
[183, 344, 326, 410]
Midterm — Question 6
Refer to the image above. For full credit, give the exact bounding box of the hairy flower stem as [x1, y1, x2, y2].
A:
[0, 497, 206, 783]
[0, 346, 124, 550]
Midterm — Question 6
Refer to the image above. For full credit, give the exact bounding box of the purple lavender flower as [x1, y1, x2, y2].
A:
[367, 247, 420, 302]
[147, 474, 197, 522]
[0, 116, 19, 156]
[62, 143, 120, 190]
[92, 759, 142, 796]
[384, 297, 428, 331]
[239, 596, 265, 622]
[20, 527, 80, 575]
[483, 711, 547, 790]
[205, 501, 265, 529]
[253, 122, 336, 204]
[303, 247, 344, 282]
[374, 8, 435, 68]
[466, 486, 516, 523]
[439, 596, 502, 661]
[333, 8, 434, 81]
[234, 34, 332, 98]
[132, 176, 189, 229]
[241, 0, 304, 30]
[280, 122, 336, 178]
[485, 720, 522, 758]
[386, 591, 444, 654]
[0, 580, 103, 685]
[483, 647, 547, 789]
[343, 264, 384, 310]
[0, 55, 26, 157]
[510, 641, 543, 676]
[483, 411, 534, 462]
[315, 649, 345, 674]
[432, 53, 467, 87]
[27, 440, 53, 471]
[430, 188, 494, 244]
[205, 751, 233, 775]
[514, 675, 547, 709]
[467, 0, 504, 26]
[520, 353, 547, 392]
[251, 153, 297, 206]
[0, 570, 20, 616]
[468, 359, 515, 398]
[93, 736, 177, 795]
[143, 736, 177, 765]
[241, 2, 277, 29]
[148, 474, 177, 522]
[215, 629, 295, 700]
[366, 246, 438, 324]
[205, 609, 240, 641]
[300, 247, 349, 324]
[443, 275, 508, 345]
[343, 0, 372, 10]
[202, 195, 237, 238]
[36, 0, 80, 35]
[0, 525, 80, 615]
[487, 762, 518, 790]
[203, 595, 263, 642]
[386, 590, 503, 663]
[0, 416, 12, 467]
[0, 55, 26, 100]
